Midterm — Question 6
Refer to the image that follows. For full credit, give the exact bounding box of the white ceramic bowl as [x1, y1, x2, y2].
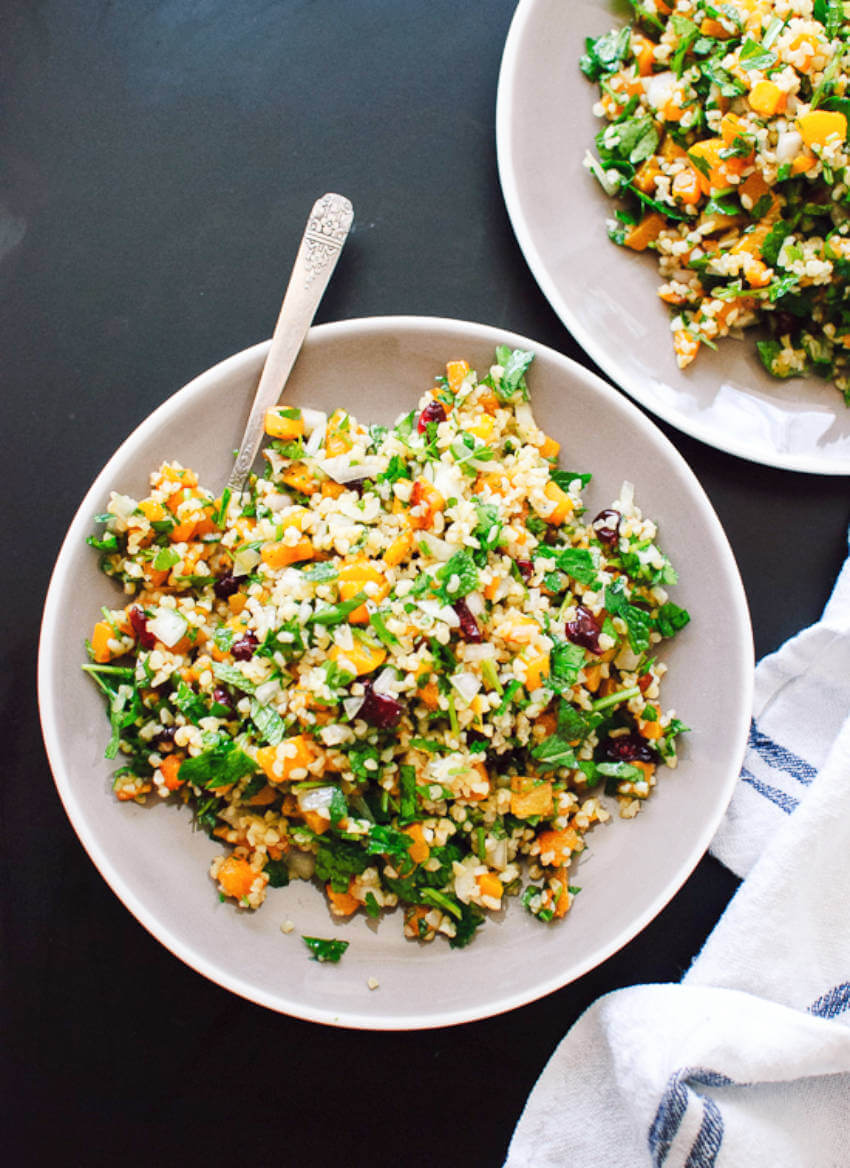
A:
[497, 0, 850, 474]
[39, 316, 753, 1029]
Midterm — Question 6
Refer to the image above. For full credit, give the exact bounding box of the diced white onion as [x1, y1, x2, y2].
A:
[431, 462, 465, 502]
[373, 667, 400, 696]
[465, 590, 484, 616]
[334, 623, 354, 651]
[109, 493, 137, 520]
[644, 70, 676, 111]
[342, 696, 365, 720]
[437, 605, 461, 628]
[254, 680, 281, 705]
[303, 424, 327, 458]
[233, 545, 261, 577]
[300, 407, 327, 435]
[148, 608, 188, 648]
[489, 838, 509, 872]
[297, 785, 336, 813]
[461, 642, 496, 662]
[317, 455, 385, 483]
[418, 532, 454, 561]
[450, 671, 481, 705]
[614, 645, 643, 672]
[776, 130, 802, 165]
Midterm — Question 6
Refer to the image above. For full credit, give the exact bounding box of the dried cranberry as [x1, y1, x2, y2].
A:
[154, 725, 177, 746]
[565, 605, 602, 653]
[345, 478, 366, 495]
[213, 574, 240, 600]
[516, 559, 533, 581]
[592, 509, 621, 545]
[597, 732, 657, 764]
[128, 605, 156, 649]
[231, 631, 258, 660]
[453, 598, 482, 642]
[771, 310, 797, 337]
[212, 686, 235, 711]
[358, 681, 403, 729]
[417, 399, 447, 433]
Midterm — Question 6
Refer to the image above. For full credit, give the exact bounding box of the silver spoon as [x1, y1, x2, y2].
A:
[226, 192, 354, 495]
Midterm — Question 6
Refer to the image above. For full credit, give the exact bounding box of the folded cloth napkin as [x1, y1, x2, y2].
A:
[506, 545, 850, 1168]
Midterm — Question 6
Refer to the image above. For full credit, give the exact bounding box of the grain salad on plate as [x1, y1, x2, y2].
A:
[84, 347, 690, 950]
[582, 0, 850, 400]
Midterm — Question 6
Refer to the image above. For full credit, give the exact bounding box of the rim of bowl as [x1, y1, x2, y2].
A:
[38, 315, 754, 1028]
[496, 0, 850, 476]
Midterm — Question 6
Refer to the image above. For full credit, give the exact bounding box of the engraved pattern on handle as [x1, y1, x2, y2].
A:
[226, 194, 354, 495]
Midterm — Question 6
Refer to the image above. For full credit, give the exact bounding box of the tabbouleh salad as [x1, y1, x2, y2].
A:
[582, 0, 850, 400]
[84, 348, 690, 950]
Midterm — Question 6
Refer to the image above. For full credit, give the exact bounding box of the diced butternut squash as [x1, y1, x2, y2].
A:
[280, 464, 318, 495]
[624, 212, 666, 251]
[522, 648, 550, 692]
[476, 872, 504, 902]
[719, 113, 747, 147]
[633, 157, 662, 195]
[446, 359, 471, 393]
[302, 810, 331, 835]
[542, 479, 573, 525]
[160, 754, 184, 791]
[328, 639, 386, 676]
[476, 470, 511, 496]
[737, 170, 771, 209]
[383, 530, 414, 567]
[248, 784, 278, 806]
[673, 328, 700, 369]
[510, 776, 554, 819]
[700, 17, 732, 38]
[321, 480, 345, 499]
[536, 829, 581, 866]
[552, 866, 571, 918]
[798, 110, 847, 148]
[261, 537, 315, 569]
[138, 499, 167, 523]
[468, 415, 495, 443]
[256, 735, 317, 783]
[497, 614, 541, 645]
[325, 408, 354, 457]
[409, 479, 445, 529]
[748, 80, 785, 117]
[672, 168, 702, 206]
[339, 558, 389, 623]
[791, 154, 817, 175]
[326, 881, 360, 916]
[216, 856, 258, 901]
[91, 620, 119, 663]
[538, 434, 560, 460]
[631, 31, 655, 76]
[404, 823, 431, 865]
[688, 137, 749, 195]
[264, 407, 304, 440]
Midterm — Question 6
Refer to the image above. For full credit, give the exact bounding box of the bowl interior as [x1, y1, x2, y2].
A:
[497, 0, 850, 474]
[39, 316, 752, 1028]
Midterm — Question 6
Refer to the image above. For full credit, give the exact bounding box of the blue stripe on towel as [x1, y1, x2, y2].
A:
[740, 766, 800, 814]
[685, 1097, 724, 1168]
[748, 721, 817, 785]
[809, 982, 850, 1019]
[649, 1074, 689, 1166]
[649, 1069, 734, 1166]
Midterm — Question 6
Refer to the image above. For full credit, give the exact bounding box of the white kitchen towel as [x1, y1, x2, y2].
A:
[506, 544, 850, 1168]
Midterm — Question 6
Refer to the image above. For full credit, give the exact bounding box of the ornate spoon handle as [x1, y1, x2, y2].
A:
[226, 192, 354, 494]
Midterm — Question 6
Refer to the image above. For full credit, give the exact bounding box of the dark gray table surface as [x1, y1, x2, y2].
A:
[4, 2, 848, 1165]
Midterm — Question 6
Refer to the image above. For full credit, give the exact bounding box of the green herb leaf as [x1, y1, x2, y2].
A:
[301, 936, 349, 963]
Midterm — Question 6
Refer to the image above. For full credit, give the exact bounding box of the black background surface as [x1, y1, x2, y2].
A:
[3, 2, 848, 1165]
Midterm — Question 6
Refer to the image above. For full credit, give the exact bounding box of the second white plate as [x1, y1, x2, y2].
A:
[496, 0, 850, 474]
